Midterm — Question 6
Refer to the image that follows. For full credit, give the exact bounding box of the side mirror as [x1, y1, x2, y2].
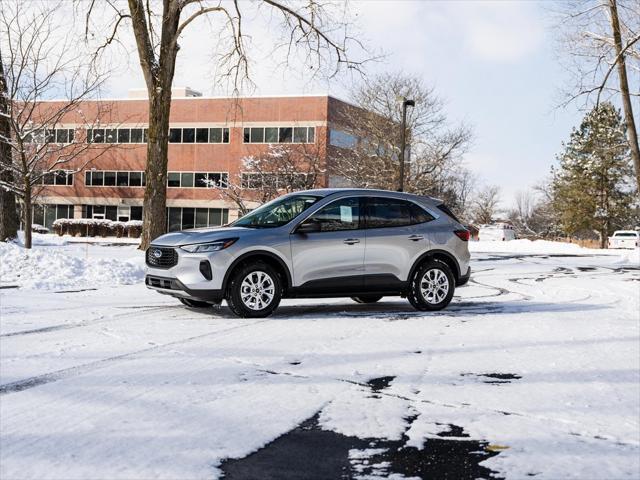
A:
[295, 219, 321, 234]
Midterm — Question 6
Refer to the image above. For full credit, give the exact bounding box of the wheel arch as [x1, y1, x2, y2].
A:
[222, 250, 293, 293]
[409, 249, 461, 283]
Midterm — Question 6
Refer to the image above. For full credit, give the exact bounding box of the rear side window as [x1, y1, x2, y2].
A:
[436, 203, 460, 223]
[366, 197, 434, 229]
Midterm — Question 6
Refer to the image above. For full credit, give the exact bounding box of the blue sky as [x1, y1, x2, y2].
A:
[103, 0, 587, 207]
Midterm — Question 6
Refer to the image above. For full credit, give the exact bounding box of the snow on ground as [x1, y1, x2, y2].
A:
[0, 239, 638, 479]
[0, 240, 144, 290]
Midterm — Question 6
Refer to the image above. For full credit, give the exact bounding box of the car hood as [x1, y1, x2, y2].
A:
[150, 226, 254, 247]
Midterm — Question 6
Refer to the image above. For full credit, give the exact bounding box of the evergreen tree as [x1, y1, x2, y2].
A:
[552, 102, 636, 247]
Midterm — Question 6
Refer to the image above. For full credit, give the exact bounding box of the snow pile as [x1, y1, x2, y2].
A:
[0, 242, 145, 289]
[470, 239, 616, 255]
[17, 231, 68, 246]
[617, 247, 640, 266]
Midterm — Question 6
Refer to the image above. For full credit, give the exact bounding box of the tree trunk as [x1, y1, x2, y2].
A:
[23, 184, 32, 249]
[0, 48, 19, 241]
[609, 0, 640, 194]
[139, 87, 172, 250]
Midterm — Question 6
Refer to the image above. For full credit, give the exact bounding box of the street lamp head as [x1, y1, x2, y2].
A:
[404, 99, 415, 107]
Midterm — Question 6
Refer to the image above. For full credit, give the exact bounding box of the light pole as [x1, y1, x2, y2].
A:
[398, 98, 415, 192]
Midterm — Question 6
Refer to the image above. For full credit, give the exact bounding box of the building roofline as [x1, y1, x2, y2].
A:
[30, 93, 356, 103]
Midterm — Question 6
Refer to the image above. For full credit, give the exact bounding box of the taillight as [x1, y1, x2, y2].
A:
[454, 229, 470, 241]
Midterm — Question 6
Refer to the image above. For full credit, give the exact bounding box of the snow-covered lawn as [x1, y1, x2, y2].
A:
[1, 239, 638, 479]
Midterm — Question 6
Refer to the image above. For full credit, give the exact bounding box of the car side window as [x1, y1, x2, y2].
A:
[308, 197, 361, 232]
[366, 197, 434, 229]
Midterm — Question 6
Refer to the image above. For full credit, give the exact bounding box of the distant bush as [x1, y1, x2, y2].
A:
[52, 219, 143, 238]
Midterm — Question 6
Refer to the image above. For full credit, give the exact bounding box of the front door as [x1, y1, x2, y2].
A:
[290, 196, 365, 293]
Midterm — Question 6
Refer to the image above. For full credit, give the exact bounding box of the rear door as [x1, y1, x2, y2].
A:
[363, 197, 433, 288]
[290, 196, 365, 292]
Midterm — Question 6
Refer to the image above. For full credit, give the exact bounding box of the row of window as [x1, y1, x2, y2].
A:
[83, 205, 143, 222]
[25, 128, 75, 145]
[306, 197, 435, 232]
[32, 204, 74, 229]
[167, 207, 229, 232]
[243, 126, 315, 144]
[169, 127, 230, 144]
[167, 172, 228, 188]
[38, 170, 74, 186]
[240, 172, 312, 190]
[88, 128, 147, 144]
[85, 170, 146, 187]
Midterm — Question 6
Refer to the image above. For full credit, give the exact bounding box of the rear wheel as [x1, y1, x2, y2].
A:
[226, 261, 282, 318]
[351, 295, 383, 304]
[407, 260, 455, 311]
[179, 298, 212, 308]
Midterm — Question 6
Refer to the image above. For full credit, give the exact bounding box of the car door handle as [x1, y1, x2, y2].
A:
[343, 238, 360, 245]
[408, 235, 424, 241]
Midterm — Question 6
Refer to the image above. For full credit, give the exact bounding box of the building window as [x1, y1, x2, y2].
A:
[166, 171, 228, 188]
[85, 170, 146, 187]
[39, 170, 74, 186]
[87, 127, 148, 144]
[240, 172, 311, 190]
[33, 204, 74, 229]
[329, 129, 357, 149]
[243, 126, 315, 144]
[166, 207, 229, 232]
[25, 128, 75, 144]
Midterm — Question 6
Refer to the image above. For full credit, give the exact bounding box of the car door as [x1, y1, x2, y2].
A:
[363, 196, 433, 288]
[290, 196, 365, 292]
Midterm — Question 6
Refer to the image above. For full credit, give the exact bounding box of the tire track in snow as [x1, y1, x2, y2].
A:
[0, 317, 271, 395]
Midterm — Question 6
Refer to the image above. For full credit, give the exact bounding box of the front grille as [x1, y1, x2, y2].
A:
[146, 246, 178, 268]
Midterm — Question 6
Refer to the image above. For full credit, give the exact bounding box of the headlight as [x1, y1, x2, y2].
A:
[180, 238, 238, 253]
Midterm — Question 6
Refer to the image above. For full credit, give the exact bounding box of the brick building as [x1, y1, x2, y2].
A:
[33, 89, 360, 231]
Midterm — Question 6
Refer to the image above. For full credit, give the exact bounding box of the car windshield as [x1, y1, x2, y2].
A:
[232, 194, 321, 228]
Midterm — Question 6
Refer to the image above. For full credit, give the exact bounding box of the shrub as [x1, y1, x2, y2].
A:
[51, 218, 143, 238]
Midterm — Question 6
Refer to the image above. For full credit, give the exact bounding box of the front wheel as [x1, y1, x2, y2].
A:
[226, 261, 282, 318]
[351, 295, 383, 304]
[407, 260, 455, 311]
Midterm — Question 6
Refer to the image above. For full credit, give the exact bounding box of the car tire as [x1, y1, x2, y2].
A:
[407, 259, 455, 311]
[226, 261, 282, 318]
[179, 298, 211, 308]
[351, 295, 383, 304]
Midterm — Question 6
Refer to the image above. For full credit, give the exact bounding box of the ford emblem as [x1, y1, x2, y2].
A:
[152, 248, 163, 259]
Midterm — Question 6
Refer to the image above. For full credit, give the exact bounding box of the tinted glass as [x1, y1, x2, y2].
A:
[308, 127, 315, 143]
[222, 128, 229, 143]
[196, 128, 208, 143]
[293, 127, 307, 143]
[182, 208, 195, 229]
[210, 128, 222, 143]
[265, 127, 278, 143]
[278, 127, 292, 143]
[194, 172, 208, 187]
[85, 172, 91, 186]
[410, 203, 435, 224]
[181, 172, 194, 187]
[92, 129, 105, 143]
[92, 171, 104, 186]
[131, 206, 143, 220]
[243, 128, 250, 143]
[104, 171, 116, 186]
[129, 172, 142, 186]
[182, 128, 195, 143]
[169, 128, 182, 143]
[105, 129, 117, 143]
[56, 129, 68, 143]
[195, 208, 208, 228]
[168, 172, 180, 187]
[117, 172, 129, 186]
[366, 198, 414, 228]
[118, 129, 130, 143]
[251, 128, 264, 143]
[130, 128, 143, 143]
[309, 197, 360, 232]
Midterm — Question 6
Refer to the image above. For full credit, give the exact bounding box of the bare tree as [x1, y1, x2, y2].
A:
[330, 72, 473, 203]
[0, 2, 112, 248]
[471, 185, 501, 225]
[217, 143, 326, 217]
[82, 0, 366, 249]
[0, 46, 18, 241]
[556, 0, 640, 192]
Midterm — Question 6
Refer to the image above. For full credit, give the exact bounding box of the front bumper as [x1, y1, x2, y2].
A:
[145, 275, 224, 303]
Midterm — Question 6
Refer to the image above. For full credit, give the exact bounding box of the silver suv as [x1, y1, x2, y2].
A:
[145, 189, 471, 317]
